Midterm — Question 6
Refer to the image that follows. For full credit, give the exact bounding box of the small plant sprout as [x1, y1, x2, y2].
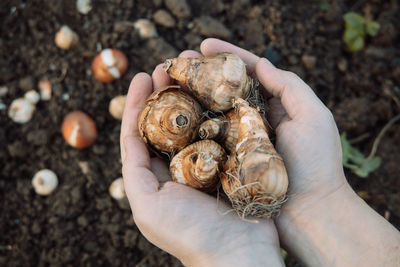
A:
[341, 133, 381, 177]
[32, 169, 58, 196]
[109, 95, 126, 120]
[109, 178, 126, 200]
[55, 25, 79, 50]
[92, 49, 128, 83]
[341, 114, 400, 177]
[8, 98, 35, 123]
[24, 90, 40, 104]
[343, 12, 380, 52]
[61, 111, 97, 148]
[134, 19, 158, 39]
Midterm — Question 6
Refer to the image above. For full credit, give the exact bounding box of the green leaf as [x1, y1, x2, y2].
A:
[344, 34, 364, 51]
[362, 157, 381, 173]
[365, 20, 380, 36]
[340, 132, 380, 178]
[353, 167, 369, 178]
[344, 12, 365, 29]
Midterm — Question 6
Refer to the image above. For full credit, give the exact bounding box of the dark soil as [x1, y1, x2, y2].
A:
[1, 0, 399, 266]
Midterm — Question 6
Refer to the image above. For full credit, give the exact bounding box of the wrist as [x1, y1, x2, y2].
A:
[277, 179, 400, 266]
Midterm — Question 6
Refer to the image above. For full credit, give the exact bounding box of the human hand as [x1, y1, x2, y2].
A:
[199, 39, 400, 266]
[120, 50, 285, 266]
[199, 38, 346, 216]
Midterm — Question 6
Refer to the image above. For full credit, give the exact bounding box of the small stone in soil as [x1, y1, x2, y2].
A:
[193, 16, 232, 39]
[337, 58, 347, 72]
[301, 55, 317, 69]
[19, 76, 35, 91]
[153, 9, 176, 28]
[164, 0, 191, 18]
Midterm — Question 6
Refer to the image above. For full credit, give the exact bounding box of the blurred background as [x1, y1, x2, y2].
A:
[0, 0, 399, 266]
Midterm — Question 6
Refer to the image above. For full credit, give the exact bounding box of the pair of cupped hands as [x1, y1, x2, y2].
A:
[119, 39, 382, 266]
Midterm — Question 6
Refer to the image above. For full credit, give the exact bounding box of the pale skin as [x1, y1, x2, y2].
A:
[121, 38, 400, 266]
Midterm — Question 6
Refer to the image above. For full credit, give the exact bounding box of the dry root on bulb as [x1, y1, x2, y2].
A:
[138, 85, 203, 154]
[170, 140, 227, 192]
[199, 109, 239, 153]
[163, 52, 253, 112]
[221, 98, 288, 219]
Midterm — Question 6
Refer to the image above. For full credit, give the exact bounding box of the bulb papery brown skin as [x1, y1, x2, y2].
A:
[55, 25, 79, 50]
[170, 140, 227, 192]
[221, 98, 289, 219]
[163, 52, 253, 112]
[138, 85, 203, 154]
[92, 49, 128, 83]
[199, 109, 239, 153]
[61, 111, 97, 149]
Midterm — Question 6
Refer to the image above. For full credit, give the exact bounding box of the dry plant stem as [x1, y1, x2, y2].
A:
[170, 140, 227, 192]
[367, 113, 400, 160]
[164, 53, 253, 112]
[221, 98, 288, 218]
[138, 85, 203, 153]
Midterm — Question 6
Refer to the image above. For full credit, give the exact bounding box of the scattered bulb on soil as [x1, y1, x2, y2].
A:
[8, 98, 35, 123]
[76, 0, 92, 14]
[24, 90, 40, 104]
[32, 169, 58, 196]
[38, 79, 52, 100]
[109, 95, 126, 120]
[109, 178, 126, 200]
[61, 111, 97, 148]
[134, 19, 158, 39]
[92, 49, 128, 83]
[55, 25, 79, 50]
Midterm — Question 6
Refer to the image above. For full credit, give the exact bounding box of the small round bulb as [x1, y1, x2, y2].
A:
[61, 111, 97, 148]
[109, 95, 126, 120]
[55, 25, 79, 50]
[92, 49, 128, 83]
[32, 169, 58, 196]
[134, 19, 158, 39]
[109, 178, 126, 200]
[24, 90, 40, 104]
[8, 98, 35, 123]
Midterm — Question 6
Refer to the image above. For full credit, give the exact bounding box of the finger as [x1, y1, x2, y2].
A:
[121, 73, 159, 195]
[267, 97, 287, 129]
[179, 50, 201, 58]
[256, 58, 326, 120]
[152, 64, 172, 91]
[200, 38, 260, 74]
